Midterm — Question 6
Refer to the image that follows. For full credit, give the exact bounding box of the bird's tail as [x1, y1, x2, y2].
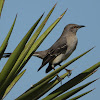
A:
[33, 50, 48, 59]
[37, 61, 52, 72]
[46, 63, 52, 73]
[2, 50, 48, 59]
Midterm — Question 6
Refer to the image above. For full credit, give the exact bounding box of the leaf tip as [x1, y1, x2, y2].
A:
[93, 77, 100, 83]
[92, 88, 96, 91]
[65, 8, 68, 12]
[16, 13, 18, 18]
[96, 77, 100, 81]
[92, 46, 96, 49]
[42, 12, 45, 17]
[54, 2, 57, 7]
[59, 8, 68, 19]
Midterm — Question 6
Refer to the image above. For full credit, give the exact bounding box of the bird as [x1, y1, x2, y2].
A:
[3, 24, 85, 77]
[33, 24, 85, 73]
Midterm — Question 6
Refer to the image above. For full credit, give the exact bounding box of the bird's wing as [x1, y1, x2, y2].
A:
[38, 37, 67, 71]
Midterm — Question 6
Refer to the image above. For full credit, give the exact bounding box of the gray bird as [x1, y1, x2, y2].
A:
[3, 24, 85, 74]
[33, 24, 85, 73]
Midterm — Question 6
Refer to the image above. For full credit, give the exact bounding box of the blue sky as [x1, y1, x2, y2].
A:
[0, 0, 100, 100]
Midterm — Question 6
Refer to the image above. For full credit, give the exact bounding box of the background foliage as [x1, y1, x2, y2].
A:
[0, 0, 100, 100]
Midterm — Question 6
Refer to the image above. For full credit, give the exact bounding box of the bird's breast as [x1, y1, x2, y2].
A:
[64, 35, 78, 59]
[66, 35, 78, 49]
[52, 35, 78, 65]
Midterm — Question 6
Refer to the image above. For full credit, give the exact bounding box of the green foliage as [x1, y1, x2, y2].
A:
[0, 14, 17, 60]
[0, 0, 5, 17]
[0, 2, 99, 100]
[70, 88, 95, 100]
[53, 79, 98, 100]
[3, 69, 26, 99]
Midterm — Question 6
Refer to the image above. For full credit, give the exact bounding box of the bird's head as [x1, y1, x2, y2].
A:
[64, 24, 85, 34]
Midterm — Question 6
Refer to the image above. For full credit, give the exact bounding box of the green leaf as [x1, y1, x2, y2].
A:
[1, 13, 44, 86]
[0, 0, 5, 17]
[27, 8, 67, 55]
[25, 3, 57, 48]
[42, 61, 100, 100]
[15, 74, 56, 100]
[0, 14, 17, 60]
[20, 70, 70, 100]
[3, 69, 26, 99]
[21, 8, 67, 65]
[14, 3, 57, 76]
[53, 78, 98, 100]
[0, 14, 42, 99]
[70, 89, 95, 100]
[32, 72, 71, 100]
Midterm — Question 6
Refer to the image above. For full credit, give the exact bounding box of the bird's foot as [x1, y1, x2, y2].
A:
[65, 68, 72, 77]
[56, 75, 62, 85]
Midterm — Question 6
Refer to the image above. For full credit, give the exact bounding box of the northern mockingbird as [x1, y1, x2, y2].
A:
[33, 24, 85, 73]
[3, 24, 85, 76]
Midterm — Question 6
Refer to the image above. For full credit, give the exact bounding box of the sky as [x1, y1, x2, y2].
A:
[0, 0, 100, 100]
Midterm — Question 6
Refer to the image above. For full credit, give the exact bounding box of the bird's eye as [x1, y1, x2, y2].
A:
[73, 26, 77, 28]
[71, 26, 76, 29]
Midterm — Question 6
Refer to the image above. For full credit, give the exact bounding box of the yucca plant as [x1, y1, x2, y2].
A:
[0, 1, 100, 100]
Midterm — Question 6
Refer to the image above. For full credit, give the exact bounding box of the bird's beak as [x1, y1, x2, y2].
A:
[78, 25, 85, 28]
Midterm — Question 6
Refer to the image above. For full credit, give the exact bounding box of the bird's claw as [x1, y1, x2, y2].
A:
[56, 75, 62, 85]
[65, 69, 72, 77]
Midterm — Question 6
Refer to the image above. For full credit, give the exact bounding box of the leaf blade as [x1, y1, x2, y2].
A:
[15, 74, 56, 100]
[14, 3, 57, 76]
[0, 14, 17, 59]
[70, 89, 95, 100]
[42, 62, 100, 100]
[53, 79, 98, 100]
[3, 69, 26, 99]
[0, 0, 5, 17]
[0, 14, 43, 99]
